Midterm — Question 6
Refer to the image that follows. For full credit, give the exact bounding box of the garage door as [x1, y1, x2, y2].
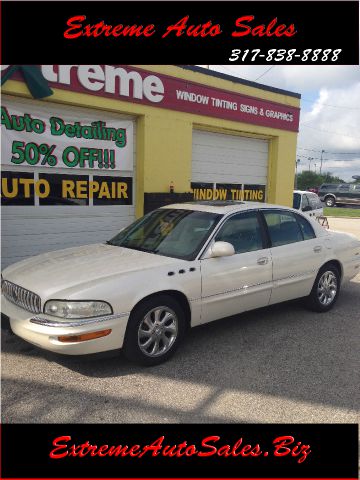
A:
[192, 130, 268, 202]
[1, 96, 136, 268]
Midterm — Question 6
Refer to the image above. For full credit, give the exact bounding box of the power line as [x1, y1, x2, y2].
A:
[297, 154, 322, 160]
[300, 124, 360, 140]
[206, 67, 360, 111]
[301, 98, 360, 110]
[297, 147, 323, 153]
[210, 69, 359, 111]
[254, 66, 275, 81]
[218, 65, 240, 76]
[297, 147, 360, 155]
[215, 65, 276, 83]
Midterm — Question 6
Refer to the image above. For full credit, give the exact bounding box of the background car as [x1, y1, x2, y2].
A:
[293, 190, 323, 218]
[318, 183, 360, 207]
[2, 201, 360, 366]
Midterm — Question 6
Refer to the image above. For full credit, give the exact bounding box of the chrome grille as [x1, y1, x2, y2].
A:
[1, 280, 41, 314]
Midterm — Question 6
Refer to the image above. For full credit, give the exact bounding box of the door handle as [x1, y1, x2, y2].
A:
[314, 245, 322, 253]
[257, 257, 269, 265]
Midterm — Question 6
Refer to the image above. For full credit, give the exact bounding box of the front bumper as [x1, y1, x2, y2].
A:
[1, 295, 130, 355]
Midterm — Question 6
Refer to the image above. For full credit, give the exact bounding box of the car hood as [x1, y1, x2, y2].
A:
[2, 243, 180, 296]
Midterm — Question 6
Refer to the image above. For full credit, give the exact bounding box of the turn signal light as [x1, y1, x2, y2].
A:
[58, 329, 112, 343]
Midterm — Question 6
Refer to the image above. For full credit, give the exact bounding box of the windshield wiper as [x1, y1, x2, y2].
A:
[105, 240, 117, 246]
[126, 246, 151, 252]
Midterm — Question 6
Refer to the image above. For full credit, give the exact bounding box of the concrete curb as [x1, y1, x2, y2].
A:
[326, 216, 360, 220]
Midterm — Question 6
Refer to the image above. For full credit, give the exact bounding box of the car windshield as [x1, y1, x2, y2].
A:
[293, 193, 301, 209]
[108, 208, 221, 260]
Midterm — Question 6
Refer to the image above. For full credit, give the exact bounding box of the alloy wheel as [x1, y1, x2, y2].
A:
[138, 306, 178, 357]
[317, 271, 338, 306]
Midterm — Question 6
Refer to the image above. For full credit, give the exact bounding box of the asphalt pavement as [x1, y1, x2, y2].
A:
[2, 215, 360, 424]
[2, 273, 360, 424]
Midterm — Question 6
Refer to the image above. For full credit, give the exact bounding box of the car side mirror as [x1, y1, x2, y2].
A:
[302, 206, 312, 212]
[210, 241, 235, 258]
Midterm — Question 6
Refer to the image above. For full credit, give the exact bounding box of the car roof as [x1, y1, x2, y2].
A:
[161, 201, 300, 215]
[293, 190, 317, 195]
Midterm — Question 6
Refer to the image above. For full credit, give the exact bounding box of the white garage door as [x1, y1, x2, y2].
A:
[192, 129, 269, 189]
[1, 96, 136, 268]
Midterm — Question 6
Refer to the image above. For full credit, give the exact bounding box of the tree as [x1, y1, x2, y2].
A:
[296, 171, 345, 191]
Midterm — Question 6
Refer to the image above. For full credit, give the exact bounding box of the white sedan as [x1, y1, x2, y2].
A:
[2, 201, 360, 365]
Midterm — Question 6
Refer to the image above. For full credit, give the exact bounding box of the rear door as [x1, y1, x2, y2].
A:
[261, 209, 326, 304]
[336, 184, 351, 204]
[349, 184, 360, 205]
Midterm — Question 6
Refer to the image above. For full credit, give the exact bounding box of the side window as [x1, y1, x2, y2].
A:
[308, 194, 319, 209]
[302, 194, 311, 209]
[338, 184, 350, 191]
[263, 210, 303, 247]
[215, 211, 264, 254]
[294, 213, 316, 240]
[354, 185, 360, 192]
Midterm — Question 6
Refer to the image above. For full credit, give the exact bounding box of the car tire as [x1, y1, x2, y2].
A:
[324, 196, 336, 207]
[305, 264, 340, 312]
[122, 295, 186, 366]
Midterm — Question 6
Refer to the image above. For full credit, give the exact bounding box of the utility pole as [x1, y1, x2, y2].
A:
[308, 157, 314, 171]
[314, 163, 317, 174]
[320, 150, 325, 174]
[295, 158, 300, 188]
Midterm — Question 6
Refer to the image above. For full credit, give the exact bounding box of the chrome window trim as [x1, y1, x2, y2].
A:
[201, 269, 316, 300]
[196, 206, 320, 261]
[201, 279, 273, 299]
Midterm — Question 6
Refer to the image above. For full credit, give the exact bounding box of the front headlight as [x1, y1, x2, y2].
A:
[44, 300, 113, 319]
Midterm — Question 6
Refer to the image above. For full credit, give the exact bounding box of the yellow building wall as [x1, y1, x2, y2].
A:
[2, 65, 299, 216]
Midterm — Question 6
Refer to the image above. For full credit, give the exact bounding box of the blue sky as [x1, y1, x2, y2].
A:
[201, 65, 360, 181]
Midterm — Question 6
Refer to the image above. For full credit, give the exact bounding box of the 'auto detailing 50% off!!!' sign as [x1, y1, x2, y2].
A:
[1, 104, 133, 171]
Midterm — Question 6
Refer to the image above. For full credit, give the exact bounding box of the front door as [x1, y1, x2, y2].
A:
[200, 210, 273, 324]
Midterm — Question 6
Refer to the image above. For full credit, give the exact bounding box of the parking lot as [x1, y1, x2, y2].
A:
[1, 219, 360, 424]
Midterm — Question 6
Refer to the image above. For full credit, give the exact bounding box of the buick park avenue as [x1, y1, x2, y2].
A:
[2, 201, 360, 365]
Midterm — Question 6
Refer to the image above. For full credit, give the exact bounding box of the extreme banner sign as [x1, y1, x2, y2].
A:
[1, 99, 134, 171]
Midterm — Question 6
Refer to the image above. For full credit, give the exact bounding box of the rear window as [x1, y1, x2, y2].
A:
[294, 213, 316, 240]
[263, 210, 303, 247]
[320, 184, 338, 190]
